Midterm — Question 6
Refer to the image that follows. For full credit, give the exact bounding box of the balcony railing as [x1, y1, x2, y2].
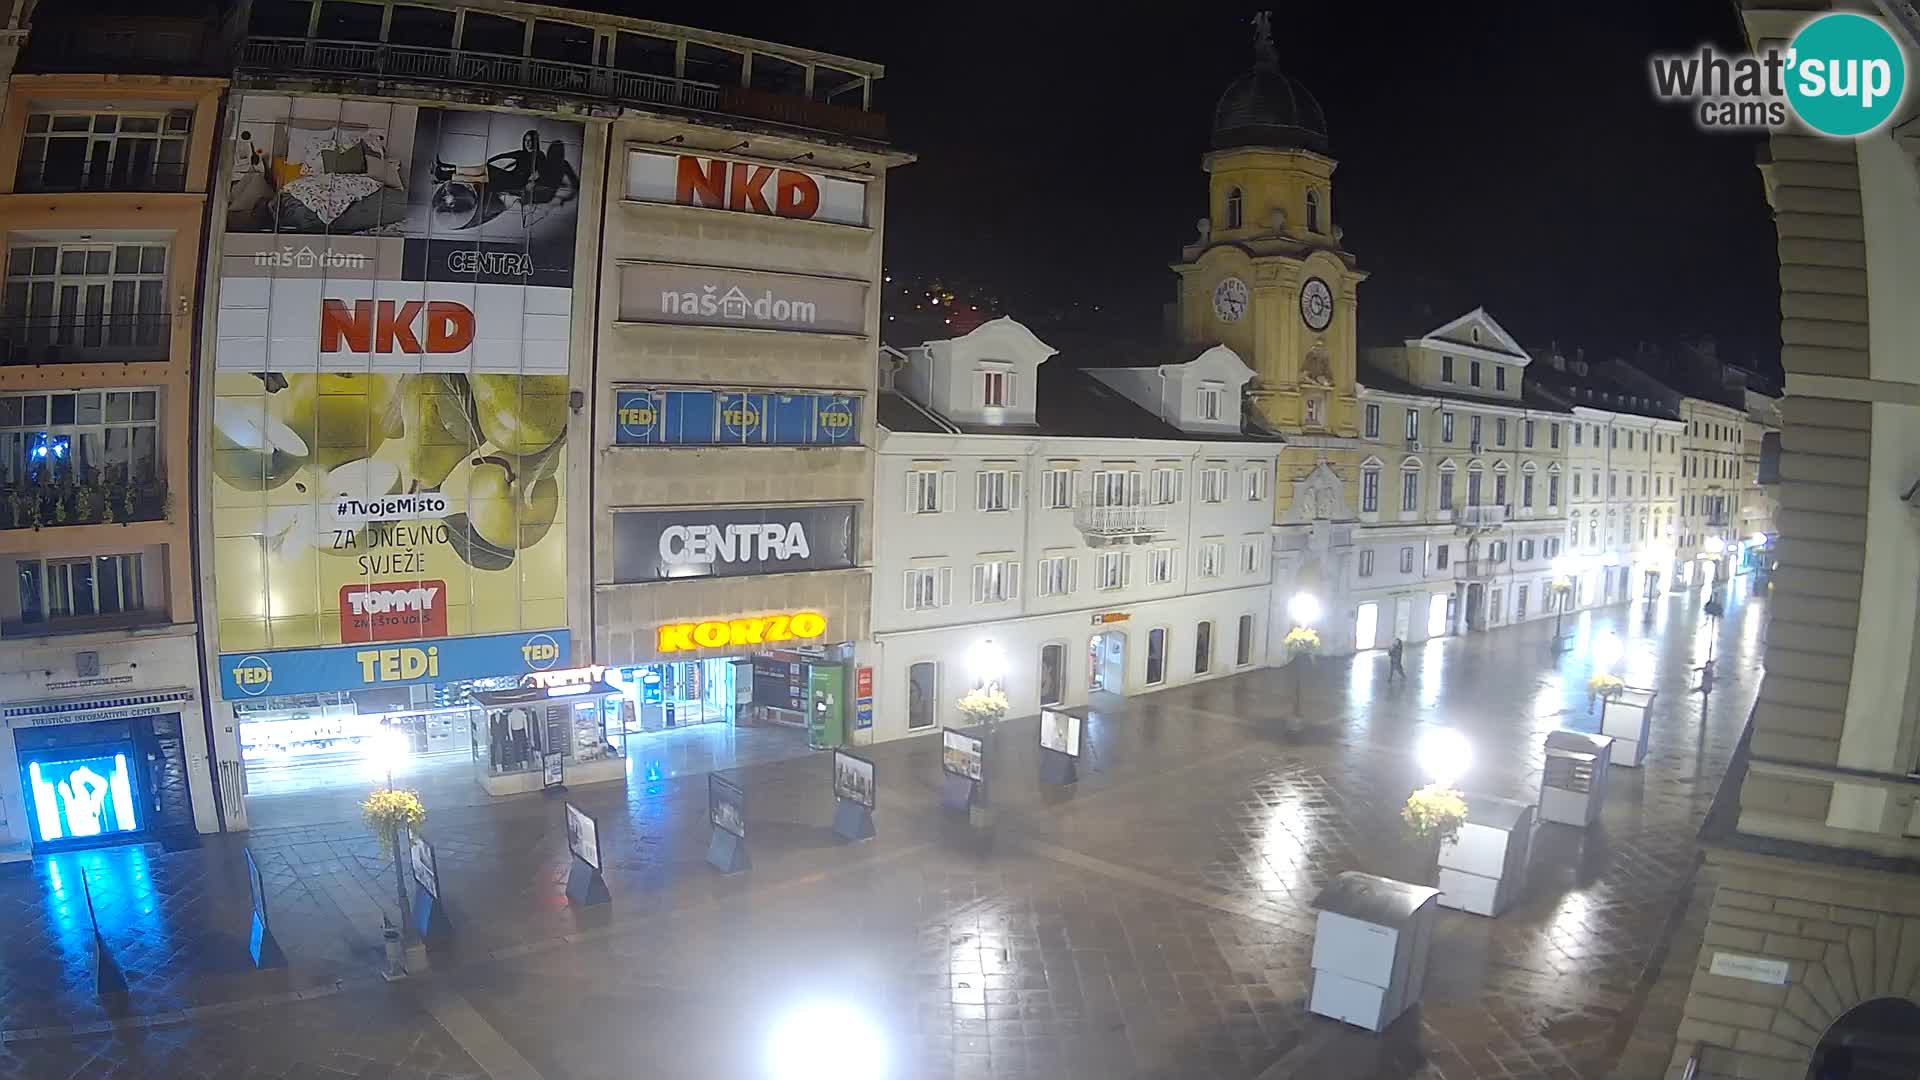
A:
[0, 314, 173, 365]
[16, 160, 189, 194]
[1, 480, 168, 532]
[1073, 505, 1171, 543]
[1453, 559, 1501, 580]
[1452, 504, 1507, 529]
[237, 37, 887, 141]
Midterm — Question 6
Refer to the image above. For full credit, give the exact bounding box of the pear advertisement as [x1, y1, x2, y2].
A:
[210, 95, 581, 656]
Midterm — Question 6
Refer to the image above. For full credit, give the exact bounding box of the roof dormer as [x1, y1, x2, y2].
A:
[891, 316, 1056, 427]
[1091, 343, 1256, 434]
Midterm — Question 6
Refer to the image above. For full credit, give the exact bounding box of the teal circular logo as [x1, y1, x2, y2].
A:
[1787, 13, 1907, 137]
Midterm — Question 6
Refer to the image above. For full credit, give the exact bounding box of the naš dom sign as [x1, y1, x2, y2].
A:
[656, 611, 827, 653]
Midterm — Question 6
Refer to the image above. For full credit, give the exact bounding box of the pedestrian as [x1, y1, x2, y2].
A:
[1388, 638, 1406, 683]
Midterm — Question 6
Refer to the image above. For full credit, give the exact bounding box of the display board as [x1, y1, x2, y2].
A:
[410, 831, 439, 899]
[1039, 708, 1082, 758]
[941, 728, 984, 781]
[709, 774, 747, 839]
[564, 802, 600, 870]
[833, 750, 875, 809]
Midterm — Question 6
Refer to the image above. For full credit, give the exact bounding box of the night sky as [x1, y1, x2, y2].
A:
[662, 2, 1782, 376]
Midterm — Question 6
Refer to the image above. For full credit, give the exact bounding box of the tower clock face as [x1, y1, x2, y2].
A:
[1300, 277, 1334, 332]
[1212, 276, 1248, 323]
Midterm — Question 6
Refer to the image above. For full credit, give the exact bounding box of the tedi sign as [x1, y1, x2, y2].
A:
[612, 504, 857, 583]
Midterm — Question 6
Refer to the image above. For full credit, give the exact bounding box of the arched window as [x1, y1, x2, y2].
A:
[1225, 187, 1244, 229]
[1305, 189, 1322, 233]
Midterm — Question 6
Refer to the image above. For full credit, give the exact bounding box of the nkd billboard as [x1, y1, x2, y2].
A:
[210, 95, 582, 660]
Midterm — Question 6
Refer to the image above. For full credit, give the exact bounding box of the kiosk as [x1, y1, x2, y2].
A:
[1599, 687, 1656, 768]
[1540, 730, 1613, 827]
[1309, 871, 1440, 1032]
[470, 681, 626, 797]
[1436, 794, 1534, 918]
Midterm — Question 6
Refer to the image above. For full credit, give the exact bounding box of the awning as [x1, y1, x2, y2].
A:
[4, 689, 196, 728]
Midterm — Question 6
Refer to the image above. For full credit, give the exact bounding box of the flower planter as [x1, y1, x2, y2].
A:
[1598, 687, 1656, 768]
[1308, 871, 1440, 1032]
[1436, 794, 1534, 918]
[1540, 730, 1612, 827]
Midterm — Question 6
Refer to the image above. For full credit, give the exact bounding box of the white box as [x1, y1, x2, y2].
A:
[1309, 968, 1392, 1032]
[1600, 687, 1655, 768]
[1436, 797, 1535, 918]
[1308, 872, 1439, 1033]
[1310, 909, 1400, 985]
[1540, 731, 1613, 827]
[1437, 866, 1500, 917]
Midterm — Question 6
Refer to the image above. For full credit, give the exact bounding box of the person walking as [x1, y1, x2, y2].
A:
[1388, 638, 1406, 684]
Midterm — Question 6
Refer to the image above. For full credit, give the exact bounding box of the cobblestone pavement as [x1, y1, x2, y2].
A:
[0, 575, 1767, 1079]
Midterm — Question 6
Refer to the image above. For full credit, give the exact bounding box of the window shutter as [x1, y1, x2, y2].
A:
[975, 471, 989, 511]
[938, 566, 953, 606]
[935, 470, 951, 512]
[903, 570, 921, 610]
[907, 471, 920, 510]
[1007, 470, 1023, 509]
[1067, 558, 1078, 594]
[1121, 553, 1132, 586]
[1005, 372, 1017, 407]
[971, 563, 987, 603]
[1005, 560, 1020, 599]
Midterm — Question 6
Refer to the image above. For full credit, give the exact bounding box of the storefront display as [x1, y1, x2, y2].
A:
[469, 681, 626, 796]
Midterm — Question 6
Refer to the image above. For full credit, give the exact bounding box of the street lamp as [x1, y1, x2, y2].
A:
[966, 638, 1007, 690]
[1549, 558, 1574, 644]
[1416, 727, 1472, 789]
[1284, 591, 1322, 724]
[1288, 590, 1322, 628]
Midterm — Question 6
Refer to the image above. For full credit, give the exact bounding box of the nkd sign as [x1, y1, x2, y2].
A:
[618, 263, 867, 336]
[626, 150, 869, 227]
[611, 504, 857, 583]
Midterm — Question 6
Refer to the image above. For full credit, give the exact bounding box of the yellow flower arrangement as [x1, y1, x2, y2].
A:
[1284, 626, 1321, 651]
[1588, 673, 1626, 698]
[1402, 784, 1469, 847]
[361, 788, 426, 852]
[956, 685, 1010, 724]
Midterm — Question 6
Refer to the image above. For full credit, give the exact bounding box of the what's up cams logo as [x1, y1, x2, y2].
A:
[1651, 12, 1907, 137]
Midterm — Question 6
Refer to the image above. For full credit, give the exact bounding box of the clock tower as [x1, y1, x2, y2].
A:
[1171, 12, 1366, 439]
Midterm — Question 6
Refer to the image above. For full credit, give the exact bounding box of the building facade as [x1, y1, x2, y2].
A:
[191, 0, 897, 829]
[1669, 4, 1920, 1077]
[0, 8, 225, 854]
[1674, 394, 1750, 589]
[866, 319, 1279, 742]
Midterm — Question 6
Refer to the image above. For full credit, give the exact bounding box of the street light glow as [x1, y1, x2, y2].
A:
[966, 639, 1006, 686]
[1288, 591, 1321, 627]
[1593, 631, 1625, 672]
[1749, 532, 1767, 546]
[1704, 536, 1726, 555]
[766, 1000, 887, 1080]
[1416, 727, 1472, 788]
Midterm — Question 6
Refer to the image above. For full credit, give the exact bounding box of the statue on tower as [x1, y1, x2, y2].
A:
[1252, 11, 1277, 69]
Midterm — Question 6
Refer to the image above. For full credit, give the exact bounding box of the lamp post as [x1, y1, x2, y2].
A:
[1285, 591, 1321, 721]
[1698, 540, 1725, 692]
[1549, 558, 1573, 647]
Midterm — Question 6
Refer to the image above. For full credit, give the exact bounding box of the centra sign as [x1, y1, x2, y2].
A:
[657, 611, 827, 653]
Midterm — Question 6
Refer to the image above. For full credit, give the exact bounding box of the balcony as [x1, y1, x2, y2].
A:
[1452, 504, 1507, 529]
[1705, 511, 1731, 528]
[1, 480, 169, 532]
[0, 315, 174, 366]
[16, 160, 189, 195]
[1453, 559, 1501, 580]
[236, 37, 888, 143]
[1073, 505, 1172, 545]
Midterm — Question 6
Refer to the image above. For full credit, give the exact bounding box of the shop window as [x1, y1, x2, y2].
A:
[1194, 621, 1212, 675]
[907, 662, 937, 730]
[1039, 644, 1064, 707]
[1236, 614, 1254, 667]
[386, 5, 454, 47]
[1146, 627, 1167, 685]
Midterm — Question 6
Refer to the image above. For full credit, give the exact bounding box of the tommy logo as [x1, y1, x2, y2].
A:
[339, 581, 448, 642]
[320, 300, 476, 354]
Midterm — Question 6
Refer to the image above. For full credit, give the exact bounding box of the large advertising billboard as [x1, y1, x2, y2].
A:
[210, 95, 582, 661]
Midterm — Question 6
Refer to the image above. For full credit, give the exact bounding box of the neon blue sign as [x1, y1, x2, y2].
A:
[26, 750, 140, 842]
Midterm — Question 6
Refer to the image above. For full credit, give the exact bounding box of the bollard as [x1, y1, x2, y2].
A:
[382, 923, 407, 981]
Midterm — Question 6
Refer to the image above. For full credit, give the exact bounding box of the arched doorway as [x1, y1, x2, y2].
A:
[1808, 997, 1920, 1079]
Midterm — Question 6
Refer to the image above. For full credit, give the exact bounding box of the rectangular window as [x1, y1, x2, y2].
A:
[1495, 366, 1507, 391]
[4, 242, 170, 360]
[1495, 473, 1508, 505]
[1149, 467, 1182, 505]
[1148, 547, 1178, 585]
[1358, 549, 1375, 577]
[18, 552, 142, 625]
[1441, 412, 1455, 443]
[1441, 355, 1454, 382]
[1041, 467, 1074, 509]
[1522, 474, 1534, 508]
[20, 110, 192, 193]
[1037, 555, 1075, 597]
[1574, 473, 1583, 497]
[1518, 539, 1534, 561]
[908, 469, 948, 513]
[1364, 404, 1380, 438]
[903, 567, 949, 610]
[1198, 385, 1222, 421]
[1548, 475, 1560, 507]
[1198, 541, 1224, 579]
[1200, 466, 1229, 503]
[1244, 466, 1268, 502]
[1399, 547, 1415, 574]
[1239, 538, 1261, 574]
[1517, 585, 1529, 618]
[1574, 424, 1583, 446]
[981, 369, 1010, 407]
[1146, 627, 1166, 686]
[1236, 614, 1254, 666]
[975, 468, 1021, 511]
[1495, 417, 1508, 446]
[0, 388, 160, 487]
[1360, 469, 1379, 513]
[908, 662, 937, 730]
[1097, 551, 1127, 590]
[1404, 409, 1419, 442]
[1091, 469, 1138, 507]
[1490, 540, 1507, 562]
[1524, 420, 1535, 448]
[1550, 423, 1561, 449]
[1400, 470, 1419, 512]
[1468, 471, 1483, 506]
[971, 558, 1020, 604]
[1609, 428, 1618, 449]
[1470, 415, 1482, 447]
[1194, 622, 1213, 675]
[1608, 474, 1617, 497]
[1439, 472, 1454, 510]
[1469, 360, 1482, 387]
[1435, 544, 1450, 569]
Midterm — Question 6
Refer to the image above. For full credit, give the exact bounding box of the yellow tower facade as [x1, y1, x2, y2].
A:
[1172, 17, 1367, 531]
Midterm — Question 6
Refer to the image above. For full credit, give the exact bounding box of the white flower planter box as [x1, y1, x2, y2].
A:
[1308, 871, 1439, 1032]
[1436, 794, 1534, 917]
[1599, 687, 1656, 768]
[1540, 730, 1612, 827]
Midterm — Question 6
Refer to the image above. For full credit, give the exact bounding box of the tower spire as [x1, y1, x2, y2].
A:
[1251, 11, 1277, 71]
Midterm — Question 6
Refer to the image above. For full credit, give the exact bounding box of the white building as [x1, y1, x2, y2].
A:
[864, 318, 1281, 742]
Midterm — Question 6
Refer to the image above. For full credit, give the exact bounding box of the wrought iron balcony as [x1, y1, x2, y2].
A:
[1073, 505, 1171, 544]
[236, 37, 887, 142]
[1452, 504, 1507, 529]
[1453, 558, 1501, 580]
[16, 160, 189, 194]
[0, 314, 174, 366]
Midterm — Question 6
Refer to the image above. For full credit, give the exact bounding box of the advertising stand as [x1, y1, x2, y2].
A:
[940, 728, 985, 818]
[1038, 708, 1082, 785]
[563, 802, 609, 906]
[246, 847, 287, 968]
[1436, 794, 1534, 918]
[1599, 687, 1656, 768]
[409, 831, 450, 943]
[707, 774, 749, 874]
[1540, 730, 1613, 827]
[81, 868, 128, 997]
[1309, 871, 1439, 1032]
[831, 750, 876, 842]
